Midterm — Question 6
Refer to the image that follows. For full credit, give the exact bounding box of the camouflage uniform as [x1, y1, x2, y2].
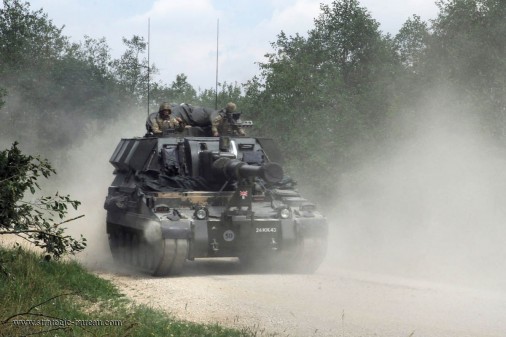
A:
[211, 102, 246, 136]
[146, 102, 185, 134]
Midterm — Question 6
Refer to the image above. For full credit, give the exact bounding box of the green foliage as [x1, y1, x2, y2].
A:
[197, 81, 244, 109]
[111, 35, 153, 103]
[169, 73, 198, 103]
[311, 0, 393, 90]
[245, 0, 401, 200]
[432, 0, 506, 86]
[0, 87, 5, 108]
[0, 0, 68, 69]
[389, 0, 506, 139]
[0, 0, 193, 173]
[242, 0, 506, 200]
[150, 73, 197, 107]
[391, 15, 431, 108]
[0, 1, 146, 155]
[149, 75, 247, 119]
[0, 142, 86, 258]
[394, 15, 430, 71]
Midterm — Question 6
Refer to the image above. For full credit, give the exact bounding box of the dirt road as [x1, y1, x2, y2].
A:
[97, 257, 506, 337]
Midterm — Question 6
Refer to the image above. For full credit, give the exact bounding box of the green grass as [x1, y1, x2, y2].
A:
[0, 245, 262, 337]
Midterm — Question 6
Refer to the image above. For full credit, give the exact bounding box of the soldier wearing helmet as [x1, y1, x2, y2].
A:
[211, 102, 246, 137]
[146, 102, 185, 135]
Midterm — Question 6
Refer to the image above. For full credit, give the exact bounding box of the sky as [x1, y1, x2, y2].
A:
[24, 0, 439, 91]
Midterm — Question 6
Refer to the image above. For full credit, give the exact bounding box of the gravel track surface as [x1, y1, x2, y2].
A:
[97, 258, 506, 337]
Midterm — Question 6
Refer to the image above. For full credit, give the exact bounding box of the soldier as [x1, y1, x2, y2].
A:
[146, 102, 185, 135]
[211, 102, 246, 137]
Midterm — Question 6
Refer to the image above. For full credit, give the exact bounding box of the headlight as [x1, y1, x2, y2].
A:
[194, 207, 208, 220]
[279, 208, 291, 219]
[299, 203, 316, 212]
[154, 205, 170, 213]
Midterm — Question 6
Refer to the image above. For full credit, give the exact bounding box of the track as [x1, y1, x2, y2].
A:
[108, 226, 327, 276]
[108, 230, 188, 276]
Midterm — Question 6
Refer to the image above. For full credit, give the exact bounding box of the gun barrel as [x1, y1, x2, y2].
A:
[213, 158, 283, 183]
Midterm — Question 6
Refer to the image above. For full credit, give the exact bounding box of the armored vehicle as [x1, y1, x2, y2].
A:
[104, 118, 327, 276]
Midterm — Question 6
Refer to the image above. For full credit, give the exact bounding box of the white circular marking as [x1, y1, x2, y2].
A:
[223, 230, 235, 242]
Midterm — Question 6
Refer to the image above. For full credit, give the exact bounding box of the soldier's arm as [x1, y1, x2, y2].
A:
[211, 114, 223, 136]
[237, 127, 246, 136]
[174, 117, 186, 132]
[150, 115, 162, 134]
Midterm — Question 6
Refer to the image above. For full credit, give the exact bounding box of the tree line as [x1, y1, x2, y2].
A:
[0, 1, 243, 151]
[1, 0, 506, 201]
[245, 0, 506, 199]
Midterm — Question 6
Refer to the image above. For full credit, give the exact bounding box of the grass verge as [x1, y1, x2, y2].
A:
[0, 245, 260, 337]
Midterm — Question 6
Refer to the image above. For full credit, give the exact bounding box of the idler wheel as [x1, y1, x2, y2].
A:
[152, 239, 189, 276]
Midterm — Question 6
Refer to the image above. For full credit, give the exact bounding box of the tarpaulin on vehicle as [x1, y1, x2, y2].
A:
[171, 104, 219, 127]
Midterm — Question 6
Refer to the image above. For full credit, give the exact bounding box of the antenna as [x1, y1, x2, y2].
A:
[147, 18, 151, 116]
[215, 18, 219, 110]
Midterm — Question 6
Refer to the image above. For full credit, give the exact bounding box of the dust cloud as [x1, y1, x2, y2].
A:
[51, 109, 147, 269]
[325, 90, 506, 292]
[0, 98, 159, 271]
[3, 84, 506, 293]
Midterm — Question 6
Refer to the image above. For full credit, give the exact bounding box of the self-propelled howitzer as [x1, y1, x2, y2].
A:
[104, 129, 327, 276]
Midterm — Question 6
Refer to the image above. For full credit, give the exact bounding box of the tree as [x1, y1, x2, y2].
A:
[429, 1, 499, 86]
[197, 81, 244, 109]
[0, 1, 151, 155]
[0, 0, 71, 149]
[0, 142, 86, 258]
[244, 0, 401, 200]
[311, 0, 397, 90]
[394, 15, 430, 71]
[390, 15, 432, 109]
[424, 0, 506, 138]
[73, 35, 113, 78]
[111, 35, 153, 104]
[0, 88, 5, 108]
[0, 0, 68, 71]
[168, 73, 197, 104]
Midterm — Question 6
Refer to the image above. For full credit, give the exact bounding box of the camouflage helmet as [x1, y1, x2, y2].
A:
[159, 102, 172, 112]
[225, 102, 236, 113]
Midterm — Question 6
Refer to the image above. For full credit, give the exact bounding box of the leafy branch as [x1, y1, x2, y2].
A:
[0, 142, 87, 258]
